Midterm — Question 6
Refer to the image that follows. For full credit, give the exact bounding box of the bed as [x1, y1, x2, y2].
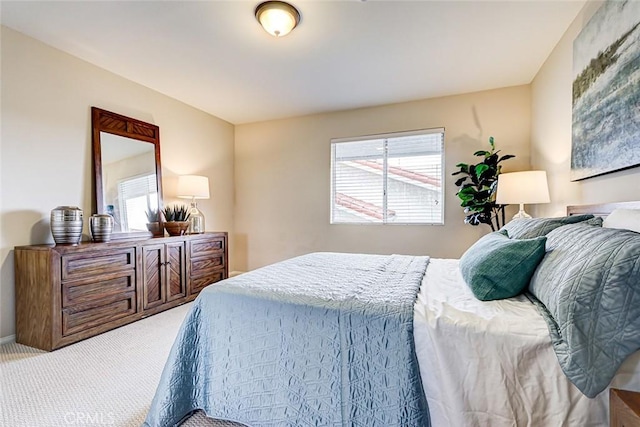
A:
[145, 201, 640, 427]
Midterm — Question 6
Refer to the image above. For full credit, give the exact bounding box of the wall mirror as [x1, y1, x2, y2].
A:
[92, 107, 163, 239]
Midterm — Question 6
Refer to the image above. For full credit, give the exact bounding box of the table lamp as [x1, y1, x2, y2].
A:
[496, 171, 550, 219]
[177, 175, 210, 234]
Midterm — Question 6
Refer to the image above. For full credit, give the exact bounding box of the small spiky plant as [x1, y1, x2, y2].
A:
[162, 204, 190, 222]
[146, 208, 159, 223]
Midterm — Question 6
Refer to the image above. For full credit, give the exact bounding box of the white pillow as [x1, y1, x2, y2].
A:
[603, 208, 640, 233]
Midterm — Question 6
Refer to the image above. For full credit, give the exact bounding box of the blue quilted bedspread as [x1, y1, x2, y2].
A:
[144, 252, 430, 427]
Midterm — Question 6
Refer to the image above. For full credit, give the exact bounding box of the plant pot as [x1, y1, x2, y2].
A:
[146, 222, 163, 237]
[164, 221, 190, 236]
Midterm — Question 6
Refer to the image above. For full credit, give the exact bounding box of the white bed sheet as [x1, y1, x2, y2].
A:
[413, 258, 640, 427]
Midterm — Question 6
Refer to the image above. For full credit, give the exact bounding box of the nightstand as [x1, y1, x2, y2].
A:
[610, 388, 640, 427]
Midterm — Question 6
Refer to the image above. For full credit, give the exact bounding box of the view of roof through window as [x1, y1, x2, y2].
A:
[331, 129, 444, 225]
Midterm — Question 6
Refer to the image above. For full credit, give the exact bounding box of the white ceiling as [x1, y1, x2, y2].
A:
[0, 1, 586, 124]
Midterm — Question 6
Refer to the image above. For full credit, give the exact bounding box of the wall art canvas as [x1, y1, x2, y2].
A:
[571, 0, 640, 181]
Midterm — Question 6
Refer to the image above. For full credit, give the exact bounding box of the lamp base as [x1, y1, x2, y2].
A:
[187, 202, 205, 234]
[512, 204, 532, 220]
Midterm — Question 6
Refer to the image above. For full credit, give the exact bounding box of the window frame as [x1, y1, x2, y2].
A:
[330, 127, 445, 226]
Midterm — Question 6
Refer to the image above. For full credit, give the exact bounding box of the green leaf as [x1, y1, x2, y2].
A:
[454, 177, 467, 187]
[498, 154, 516, 162]
[473, 150, 490, 157]
[489, 136, 495, 150]
[458, 186, 476, 195]
[457, 165, 470, 174]
[487, 153, 500, 165]
[475, 164, 489, 177]
[461, 195, 478, 203]
[458, 188, 477, 200]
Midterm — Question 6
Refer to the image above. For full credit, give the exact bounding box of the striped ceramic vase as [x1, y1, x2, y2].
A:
[50, 206, 83, 245]
[90, 214, 114, 242]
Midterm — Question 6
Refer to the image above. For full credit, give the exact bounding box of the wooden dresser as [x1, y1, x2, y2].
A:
[14, 232, 228, 351]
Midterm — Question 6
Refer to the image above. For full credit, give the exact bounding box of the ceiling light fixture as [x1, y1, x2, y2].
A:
[255, 1, 300, 37]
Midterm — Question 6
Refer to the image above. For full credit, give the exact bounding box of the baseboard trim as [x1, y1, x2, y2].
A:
[0, 334, 16, 345]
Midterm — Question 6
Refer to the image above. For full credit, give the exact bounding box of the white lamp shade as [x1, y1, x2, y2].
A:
[496, 171, 550, 205]
[177, 175, 210, 199]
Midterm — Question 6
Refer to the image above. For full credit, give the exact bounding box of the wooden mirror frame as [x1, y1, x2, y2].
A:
[91, 107, 163, 240]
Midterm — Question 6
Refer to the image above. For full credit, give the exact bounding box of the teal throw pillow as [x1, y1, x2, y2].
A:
[459, 230, 547, 301]
[501, 214, 596, 239]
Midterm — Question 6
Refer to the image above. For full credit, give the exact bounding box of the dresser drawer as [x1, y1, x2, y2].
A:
[62, 272, 135, 308]
[190, 238, 224, 257]
[62, 293, 136, 336]
[191, 271, 225, 294]
[61, 248, 135, 281]
[190, 253, 224, 273]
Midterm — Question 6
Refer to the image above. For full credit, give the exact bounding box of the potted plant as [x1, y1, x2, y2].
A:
[162, 204, 191, 236]
[452, 137, 515, 231]
[145, 208, 163, 237]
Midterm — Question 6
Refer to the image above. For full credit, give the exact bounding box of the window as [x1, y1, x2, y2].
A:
[116, 173, 158, 232]
[330, 128, 444, 225]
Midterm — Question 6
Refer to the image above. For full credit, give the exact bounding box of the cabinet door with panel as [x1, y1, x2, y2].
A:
[142, 241, 186, 310]
[166, 241, 187, 302]
[142, 243, 165, 310]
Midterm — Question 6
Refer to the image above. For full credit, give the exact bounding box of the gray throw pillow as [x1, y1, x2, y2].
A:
[528, 223, 640, 398]
[501, 214, 597, 239]
[459, 230, 546, 301]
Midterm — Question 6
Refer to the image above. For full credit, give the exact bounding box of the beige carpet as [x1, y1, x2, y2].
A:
[0, 303, 246, 427]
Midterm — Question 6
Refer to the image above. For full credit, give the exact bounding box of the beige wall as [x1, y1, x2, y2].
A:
[531, 1, 640, 217]
[0, 27, 235, 339]
[234, 86, 531, 271]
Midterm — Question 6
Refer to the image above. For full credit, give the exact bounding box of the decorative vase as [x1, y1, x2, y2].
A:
[90, 214, 114, 242]
[187, 202, 206, 234]
[146, 221, 163, 237]
[164, 221, 190, 236]
[50, 206, 83, 246]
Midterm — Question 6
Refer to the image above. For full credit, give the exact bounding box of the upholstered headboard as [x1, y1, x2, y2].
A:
[567, 201, 640, 217]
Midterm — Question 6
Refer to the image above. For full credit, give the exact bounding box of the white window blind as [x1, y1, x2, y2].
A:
[331, 128, 444, 225]
[117, 173, 158, 232]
